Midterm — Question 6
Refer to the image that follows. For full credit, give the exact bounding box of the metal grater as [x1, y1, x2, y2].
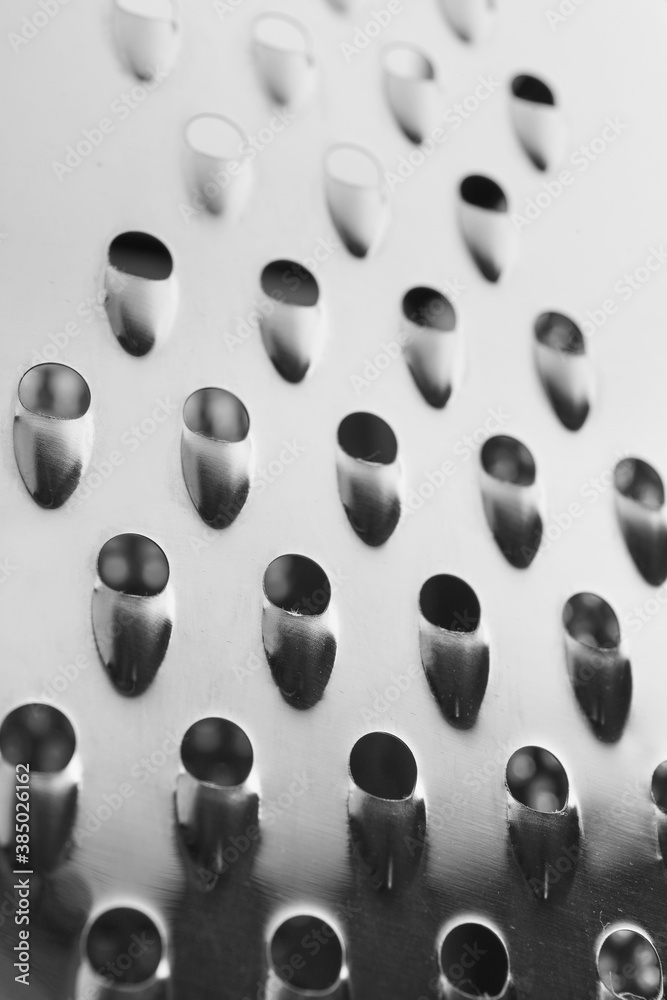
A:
[3, 0, 667, 998]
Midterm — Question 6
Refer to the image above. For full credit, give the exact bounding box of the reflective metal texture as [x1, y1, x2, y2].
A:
[2, 1, 667, 998]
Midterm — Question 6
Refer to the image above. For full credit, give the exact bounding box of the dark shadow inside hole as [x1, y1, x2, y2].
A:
[598, 929, 662, 1000]
[270, 915, 343, 991]
[86, 908, 162, 985]
[264, 554, 331, 616]
[534, 312, 584, 355]
[349, 732, 417, 800]
[402, 287, 456, 332]
[261, 260, 319, 307]
[181, 717, 253, 786]
[563, 592, 620, 650]
[420, 575, 480, 632]
[511, 74, 555, 105]
[19, 364, 91, 419]
[441, 923, 509, 998]
[183, 388, 249, 442]
[108, 232, 173, 281]
[614, 458, 664, 510]
[338, 412, 397, 464]
[506, 745, 568, 812]
[460, 175, 507, 212]
[652, 762, 667, 814]
[0, 704, 75, 773]
[481, 436, 535, 486]
[98, 533, 169, 597]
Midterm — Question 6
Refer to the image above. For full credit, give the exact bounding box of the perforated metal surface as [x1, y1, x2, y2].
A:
[3, 1, 667, 998]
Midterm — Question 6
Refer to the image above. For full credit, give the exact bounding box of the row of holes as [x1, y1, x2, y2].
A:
[5, 706, 667, 814]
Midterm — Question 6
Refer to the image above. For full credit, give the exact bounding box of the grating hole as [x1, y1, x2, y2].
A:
[18, 364, 91, 420]
[535, 312, 584, 355]
[0, 704, 75, 773]
[115, 0, 173, 16]
[506, 746, 568, 812]
[98, 534, 169, 597]
[614, 458, 664, 511]
[652, 762, 667, 814]
[253, 13, 309, 55]
[563, 593, 620, 650]
[402, 287, 455, 331]
[181, 718, 253, 787]
[338, 413, 397, 465]
[108, 232, 172, 281]
[349, 733, 417, 800]
[440, 923, 509, 999]
[420, 575, 481, 633]
[460, 175, 507, 212]
[597, 929, 662, 1000]
[86, 908, 162, 986]
[325, 145, 380, 189]
[270, 915, 343, 992]
[511, 73, 555, 105]
[264, 555, 331, 616]
[185, 113, 245, 161]
[382, 43, 434, 81]
[260, 260, 319, 307]
[481, 436, 535, 487]
[183, 388, 249, 443]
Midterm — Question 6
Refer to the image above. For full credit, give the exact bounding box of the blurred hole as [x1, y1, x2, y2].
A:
[261, 260, 319, 307]
[651, 761, 667, 814]
[349, 732, 417, 800]
[563, 593, 620, 650]
[338, 412, 397, 465]
[460, 175, 507, 212]
[0, 704, 75, 773]
[86, 908, 162, 985]
[420, 575, 481, 633]
[270, 915, 343, 992]
[183, 388, 249, 443]
[440, 923, 509, 999]
[597, 929, 662, 1000]
[481, 436, 535, 486]
[98, 534, 169, 597]
[535, 312, 584, 355]
[264, 555, 331, 616]
[19, 364, 91, 420]
[403, 287, 456, 332]
[506, 746, 568, 812]
[253, 14, 309, 55]
[108, 232, 173, 281]
[382, 44, 434, 81]
[185, 114, 246, 161]
[115, 0, 173, 17]
[325, 145, 380, 189]
[511, 73, 555, 105]
[614, 458, 664, 511]
[181, 718, 253, 786]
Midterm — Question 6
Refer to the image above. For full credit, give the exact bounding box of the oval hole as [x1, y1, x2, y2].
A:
[86, 908, 163, 985]
[181, 718, 253, 787]
[535, 311, 584, 355]
[325, 145, 381, 189]
[185, 114, 246, 162]
[614, 458, 664, 511]
[481, 436, 535, 486]
[18, 364, 91, 420]
[440, 923, 509, 999]
[0, 704, 75, 773]
[338, 413, 397, 465]
[597, 929, 662, 1000]
[108, 232, 172, 281]
[403, 287, 455, 331]
[420, 575, 481, 633]
[260, 260, 319, 307]
[98, 533, 169, 597]
[253, 13, 310, 55]
[264, 555, 331, 616]
[460, 175, 507, 212]
[349, 732, 417, 800]
[506, 745, 568, 812]
[183, 388, 249, 443]
[511, 73, 555, 106]
[115, 0, 173, 16]
[563, 593, 620, 650]
[270, 915, 343, 992]
[382, 44, 434, 81]
[652, 761, 667, 814]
